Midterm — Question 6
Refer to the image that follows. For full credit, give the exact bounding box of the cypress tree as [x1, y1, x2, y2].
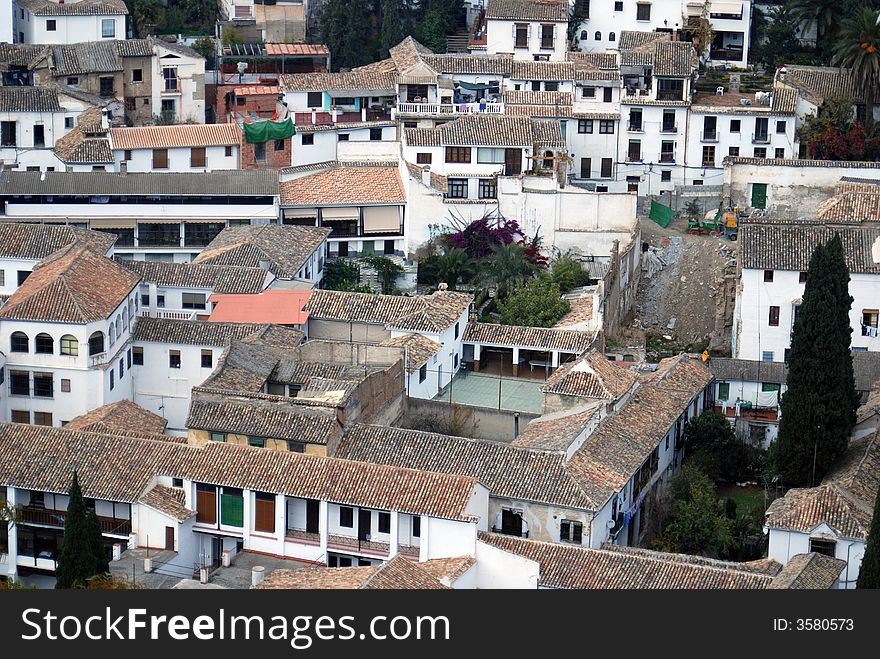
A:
[87, 510, 110, 576]
[857, 485, 880, 588]
[55, 472, 104, 588]
[774, 235, 859, 486]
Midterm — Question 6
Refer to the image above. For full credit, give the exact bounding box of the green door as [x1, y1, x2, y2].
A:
[751, 183, 768, 209]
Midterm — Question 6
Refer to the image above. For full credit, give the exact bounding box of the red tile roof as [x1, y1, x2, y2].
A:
[265, 43, 330, 56]
[209, 290, 311, 325]
[280, 166, 406, 205]
[110, 123, 241, 150]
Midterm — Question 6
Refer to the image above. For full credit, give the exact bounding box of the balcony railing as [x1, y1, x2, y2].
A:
[286, 528, 321, 545]
[659, 152, 675, 163]
[627, 123, 643, 132]
[398, 544, 420, 558]
[660, 124, 678, 133]
[861, 323, 879, 337]
[701, 131, 719, 142]
[140, 310, 196, 321]
[327, 533, 390, 556]
[395, 102, 504, 115]
[18, 506, 132, 535]
[752, 132, 770, 144]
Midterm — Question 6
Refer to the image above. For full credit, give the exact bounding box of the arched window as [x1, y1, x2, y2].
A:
[115, 316, 122, 337]
[89, 331, 105, 356]
[580, 30, 588, 40]
[123, 306, 130, 330]
[35, 333, 53, 354]
[609, 32, 616, 42]
[61, 335, 79, 356]
[109, 324, 116, 346]
[595, 31, 602, 40]
[10, 332, 28, 353]
[543, 150, 554, 168]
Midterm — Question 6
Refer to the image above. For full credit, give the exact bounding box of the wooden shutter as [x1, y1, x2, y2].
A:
[190, 147, 206, 168]
[254, 494, 275, 533]
[196, 486, 216, 524]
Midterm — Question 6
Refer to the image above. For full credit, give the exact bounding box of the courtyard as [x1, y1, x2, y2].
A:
[434, 369, 545, 414]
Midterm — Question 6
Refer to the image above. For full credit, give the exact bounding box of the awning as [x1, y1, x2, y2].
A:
[137, 219, 181, 224]
[710, 1, 743, 14]
[89, 219, 136, 228]
[362, 206, 400, 233]
[457, 81, 490, 91]
[183, 218, 226, 224]
[320, 207, 359, 220]
[284, 207, 318, 218]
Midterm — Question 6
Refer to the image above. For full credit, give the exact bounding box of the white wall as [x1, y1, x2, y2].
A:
[486, 19, 568, 61]
[472, 539, 540, 588]
[767, 525, 864, 589]
[113, 144, 239, 172]
[16, 10, 124, 44]
[152, 46, 206, 124]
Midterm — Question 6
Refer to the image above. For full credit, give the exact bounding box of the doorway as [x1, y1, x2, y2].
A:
[358, 509, 372, 541]
[164, 526, 175, 551]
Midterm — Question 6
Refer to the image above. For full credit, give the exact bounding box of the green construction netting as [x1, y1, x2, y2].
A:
[242, 117, 296, 144]
[649, 199, 673, 228]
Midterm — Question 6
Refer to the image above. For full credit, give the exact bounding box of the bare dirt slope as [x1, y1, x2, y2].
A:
[634, 215, 737, 353]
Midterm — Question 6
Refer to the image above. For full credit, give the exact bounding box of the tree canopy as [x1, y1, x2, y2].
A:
[498, 278, 570, 327]
[857, 484, 880, 588]
[55, 472, 109, 589]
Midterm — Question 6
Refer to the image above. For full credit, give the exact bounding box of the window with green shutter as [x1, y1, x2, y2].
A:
[220, 488, 244, 527]
[718, 382, 730, 401]
[761, 382, 781, 393]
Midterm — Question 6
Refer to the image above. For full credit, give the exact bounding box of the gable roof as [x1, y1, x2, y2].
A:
[0, 85, 62, 112]
[110, 123, 241, 150]
[0, 244, 139, 322]
[279, 166, 406, 206]
[379, 333, 442, 372]
[17, 0, 128, 16]
[256, 555, 448, 589]
[463, 322, 596, 352]
[138, 484, 195, 522]
[191, 224, 330, 279]
[542, 350, 639, 400]
[279, 70, 397, 93]
[405, 114, 560, 147]
[118, 259, 268, 294]
[65, 400, 168, 436]
[486, 0, 569, 21]
[778, 65, 862, 104]
[132, 318, 281, 346]
[0, 222, 115, 260]
[766, 552, 846, 589]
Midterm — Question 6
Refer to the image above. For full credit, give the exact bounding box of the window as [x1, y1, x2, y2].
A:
[47, 19, 58, 32]
[775, 148, 785, 159]
[661, 170, 671, 182]
[730, 119, 741, 133]
[600, 157, 613, 177]
[196, 484, 217, 524]
[578, 119, 593, 133]
[99, 76, 114, 98]
[478, 178, 497, 199]
[514, 23, 529, 48]
[419, 364, 427, 383]
[445, 147, 471, 163]
[776, 120, 786, 134]
[10, 332, 28, 353]
[581, 87, 596, 99]
[761, 382, 781, 393]
[762, 351, 774, 362]
[579, 157, 591, 178]
[540, 24, 555, 49]
[182, 292, 207, 310]
[718, 382, 730, 401]
[133, 68, 143, 83]
[729, 146, 740, 157]
[660, 141, 674, 163]
[702, 145, 715, 166]
[809, 537, 836, 557]
[301, 134, 314, 146]
[446, 178, 468, 199]
[595, 31, 602, 40]
[254, 142, 266, 161]
[544, 81, 558, 91]
[248, 437, 266, 448]
[225, 145, 233, 157]
[65, 117, 74, 129]
[220, 488, 244, 527]
[455, 321, 460, 340]
[190, 147, 206, 168]
[754, 147, 767, 158]
[152, 149, 168, 169]
[477, 147, 505, 163]
[627, 140, 641, 162]
[33, 124, 45, 148]
[141, 293, 150, 307]
[254, 492, 275, 533]
[603, 87, 612, 102]
[416, 152, 432, 164]
[169, 350, 181, 369]
[763, 270, 774, 282]
[378, 512, 391, 534]
[201, 350, 213, 369]
[110, 369, 114, 390]
[599, 119, 614, 134]
[33, 372, 52, 398]
[10, 371, 29, 396]
[34, 412, 52, 427]
[657, 78, 684, 101]
[769, 305, 780, 326]
[799, 271, 808, 283]
[287, 441, 305, 453]
[339, 507, 354, 528]
[307, 92, 322, 108]
[35, 333, 53, 354]
[61, 379, 70, 393]
[163, 67, 178, 92]
[209, 432, 226, 443]
[693, 179, 703, 186]
[11, 410, 29, 424]
[1, 121, 16, 147]
[609, 32, 616, 42]
[862, 309, 879, 329]
[88, 331, 104, 356]
[119, 358, 124, 379]
[560, 519, 583, 544]
[369, 128, 383, 141]
[636, 2, 651, 20]
[60, 335, 78, 356]
[101, 19, 115, 38]
[614, 0, 623, 8]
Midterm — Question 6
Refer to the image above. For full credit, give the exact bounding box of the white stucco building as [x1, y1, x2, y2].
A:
[483, 0, 569, 62]
[13, 0, 128, 45]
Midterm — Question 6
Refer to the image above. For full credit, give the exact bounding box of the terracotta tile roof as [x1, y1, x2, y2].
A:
[420, 556, 477, 584]
[0, 422, 480, 520]
[542, 350, 639, 400]
[531, 117, 566, 148]
[186, 394, 342, 446]
[279, 166, 405, 205]
[65, 400, 168, 435]
[817, 191, 880, 222]
[509, 60, 575, 81]
[502, 90, 573, 107]
[618, 31, 670, 51]
[567, 52, 618, 69]
[408, 114, 539, 147]
[403, 128, 442, 147]
[306, 289, 471, 333]
[463, 322, 596, 352]
[0, 222, 114, 260]
[487, 0, 568, 21]
[0, 43, 48, 68]
[478, 532, 776, 588]
[388, 36, 434, 71]
[48, 41, 122, 75]
[337, 424, 593, 509]
[231, 85, 282, 96]
[771, 87, 799, 114]
[379, 333, 442, 373]
[192, 224, 330, 279]
[138, 485, 195, 522]
[725, 157, 880, 169]
[265, 43, 331, 56]
[574, 69, 621, 82]
[767, 553, 846, 589]
[423, 54, 512, 75]
[110, 124, 241, 150]
[707, 357, 788, 384]
[653, 41, 699, 77]
[132, 318, 277, 346]
[779, 65, 862, 104]
[0, 244, 138, 323]
[511, 404, 602, 452]
[257, 555, 448, 589]
[118, 259, 267, 294]
[280, 70, 397, 93]
[554, 293, 594, 329]
[18, 0, 128, 15]
[740, 221, 880, 273]
[0, 86, 62, 112]
[53, 127, 113, 164]
[837, 178, 880, 194]
[505, 104, 573, 117]
[209, 290, 311, 325]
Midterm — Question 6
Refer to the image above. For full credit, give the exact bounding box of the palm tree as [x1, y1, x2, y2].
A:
[789, 0, 844, 48]
[436, 248, 475, 291]
[833, 6, 880, 132]
[488, 242, 534, 299]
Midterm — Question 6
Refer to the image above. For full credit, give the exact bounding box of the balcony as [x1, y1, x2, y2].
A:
[140, 310, 196, 321]
[88, 351, 108, 367]
[18, 506, 132, 535]
[394, 102, 504, 116]
[660, 124, 678, 133]
[286, 528, 320, 545]
[752, 132, 770, 144]
[627, 123, 644, 133]
[701, 131, 719, 142]
[398, 544, 420, 559]
[710, 47, 745, 62]
[327, 533, 390, 557]
[659, 152, 675, 163]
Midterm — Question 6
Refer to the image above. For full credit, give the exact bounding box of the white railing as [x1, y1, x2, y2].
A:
[395, 102, 505, 115]
[141, 310, 197, 320]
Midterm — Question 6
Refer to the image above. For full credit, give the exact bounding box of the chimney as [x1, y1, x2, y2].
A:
[361, 107, 367, 122]
[311, 109, 316, 125]
[421, 166, 431, 188]
[101, 109, 110, 130]
[258, 259, 271, 270]
[331, 107, 338, 123]
[119, 160, 127, 175]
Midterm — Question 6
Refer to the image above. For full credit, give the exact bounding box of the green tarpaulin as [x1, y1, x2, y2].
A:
[649, 199, 674, 228]
[242, 117, 296, 144]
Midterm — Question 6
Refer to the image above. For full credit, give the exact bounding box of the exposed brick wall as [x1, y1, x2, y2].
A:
[214, 85, 291, 169]
[239, 135, 291, 170]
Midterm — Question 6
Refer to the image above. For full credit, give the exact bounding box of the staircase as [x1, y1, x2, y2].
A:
[445, 30, 472, 53]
